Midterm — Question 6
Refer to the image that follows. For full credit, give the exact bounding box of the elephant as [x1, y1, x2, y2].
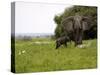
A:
[56, 35, 71, 49]
[61, 14, 91, 46]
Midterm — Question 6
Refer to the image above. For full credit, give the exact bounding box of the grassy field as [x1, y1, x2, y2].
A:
[15, 38, 97, 73]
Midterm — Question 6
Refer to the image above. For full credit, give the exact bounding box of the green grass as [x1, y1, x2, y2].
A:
[15, 38, 97, 73]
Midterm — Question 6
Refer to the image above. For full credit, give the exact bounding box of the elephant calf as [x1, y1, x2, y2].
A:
[56, 36, 70, 49]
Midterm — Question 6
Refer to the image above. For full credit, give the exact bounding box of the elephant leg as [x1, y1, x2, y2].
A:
[56, 42, 60, 49]
[56, 43, 59, 49]
[64, 42, 67, 47]
[56, 44, 58, 49]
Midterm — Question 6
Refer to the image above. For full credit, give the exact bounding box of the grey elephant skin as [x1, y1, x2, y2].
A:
[61, 14, 91, 46]
[56, 36, 70, 49]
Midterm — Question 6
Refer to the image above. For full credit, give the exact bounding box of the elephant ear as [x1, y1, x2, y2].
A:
[82, 16, 91, 31]
[61, 16, 74, 32]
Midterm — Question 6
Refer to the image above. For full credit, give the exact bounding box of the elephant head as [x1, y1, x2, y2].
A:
[61, 14, 91, 46]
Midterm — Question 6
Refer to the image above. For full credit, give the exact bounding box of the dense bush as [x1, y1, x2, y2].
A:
[54, 5, 97, 39]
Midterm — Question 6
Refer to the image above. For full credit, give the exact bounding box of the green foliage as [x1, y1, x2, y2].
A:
[54, 15, 62, 25]
[55, 25, 63, 38]
[54, 15, 64, 38]
[54, 5, 97, 39]
[15, 38, 97, 73]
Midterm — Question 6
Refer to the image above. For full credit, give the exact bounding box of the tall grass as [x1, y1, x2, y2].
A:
[15, 38, 97, 73]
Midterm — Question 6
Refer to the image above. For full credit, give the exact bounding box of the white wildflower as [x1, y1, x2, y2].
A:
[22, 50, 26, 53]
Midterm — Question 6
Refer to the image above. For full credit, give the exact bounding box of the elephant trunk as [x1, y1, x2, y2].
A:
[74, 28, 83, 46]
